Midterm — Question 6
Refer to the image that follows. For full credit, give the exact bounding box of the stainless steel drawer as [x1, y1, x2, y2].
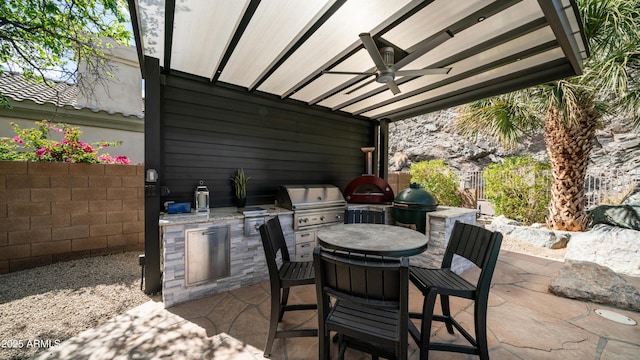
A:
[294, 230, 317, 262]
[295, 241, 314, 262]
[295, 230, 317, 243]
[244, 216, 265, 236]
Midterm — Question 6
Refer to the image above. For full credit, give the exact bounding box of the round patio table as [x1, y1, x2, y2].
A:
[317, 223, 428, 257]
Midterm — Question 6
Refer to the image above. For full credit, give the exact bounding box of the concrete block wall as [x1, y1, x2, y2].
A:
[0, 161, 145, 274]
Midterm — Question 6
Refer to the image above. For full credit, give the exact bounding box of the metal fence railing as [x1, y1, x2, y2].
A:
[454, 169, 638, 209]
[584, 169, 640, 208]
[456, 171, 487, 201]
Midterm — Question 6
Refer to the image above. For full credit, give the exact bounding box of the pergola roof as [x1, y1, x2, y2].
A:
[129, 0, 587, 122]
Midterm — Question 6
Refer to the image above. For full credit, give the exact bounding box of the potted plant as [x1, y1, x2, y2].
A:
[231, 168, 250, 208]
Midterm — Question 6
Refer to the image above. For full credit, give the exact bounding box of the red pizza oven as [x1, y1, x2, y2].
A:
[343, 147, 395, 204]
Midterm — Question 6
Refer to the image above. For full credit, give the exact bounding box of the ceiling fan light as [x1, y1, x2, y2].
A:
[377, 70, 395, 83]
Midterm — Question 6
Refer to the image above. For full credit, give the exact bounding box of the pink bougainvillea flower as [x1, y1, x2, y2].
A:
[6, 121, 131, 165]
[114, 156, 131, 165]
[80, 142, 94, 153]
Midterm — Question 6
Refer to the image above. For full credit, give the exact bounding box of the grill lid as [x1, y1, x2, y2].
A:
[276, 184, 346, 211]
[393, 183, 438, 210]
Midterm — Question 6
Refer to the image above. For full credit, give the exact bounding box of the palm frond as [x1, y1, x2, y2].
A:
[578, 0, 640, 108]
[455, 92, 541, 148]
[580, 0, 640, 53]
[620, 89, 640, 128]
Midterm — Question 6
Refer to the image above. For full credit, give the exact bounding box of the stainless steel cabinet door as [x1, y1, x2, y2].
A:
[185, 225, 230, 286]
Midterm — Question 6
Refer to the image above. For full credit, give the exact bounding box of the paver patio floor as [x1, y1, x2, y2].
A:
[34, 250, 640, 359]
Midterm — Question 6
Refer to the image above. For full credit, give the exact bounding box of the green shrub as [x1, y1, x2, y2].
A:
[0, 120, 130, 164]
[484, 156, 551, 224]
[409, 160, 461, 206]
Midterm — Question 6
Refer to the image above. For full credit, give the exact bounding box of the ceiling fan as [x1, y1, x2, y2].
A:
[324, 33, 452, 95]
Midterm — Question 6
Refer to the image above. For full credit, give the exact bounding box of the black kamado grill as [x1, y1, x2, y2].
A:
[393, 183, 438, 234]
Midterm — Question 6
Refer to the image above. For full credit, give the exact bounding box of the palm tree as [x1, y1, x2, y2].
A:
[456, 0, 639, 231]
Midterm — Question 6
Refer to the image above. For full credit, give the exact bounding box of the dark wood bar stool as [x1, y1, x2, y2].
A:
[259, 216, 317, 358]
[409, 221, 503, 360]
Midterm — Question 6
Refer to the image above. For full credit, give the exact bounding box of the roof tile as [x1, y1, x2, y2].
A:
[0, 72, 143, 118]
[0, 72, 78, 107]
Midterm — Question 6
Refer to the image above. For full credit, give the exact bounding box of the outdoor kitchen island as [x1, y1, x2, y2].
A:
[159, 206, 293, 307]
[158, 204, 477, 308]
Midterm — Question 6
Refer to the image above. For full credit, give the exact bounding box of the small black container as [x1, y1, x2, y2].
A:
[392, 183, 438, 234]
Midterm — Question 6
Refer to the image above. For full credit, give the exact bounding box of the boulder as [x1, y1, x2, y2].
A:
[565, 224, 640, 277]
[549, 261, 640, 311]
[490, 215, 572, 249]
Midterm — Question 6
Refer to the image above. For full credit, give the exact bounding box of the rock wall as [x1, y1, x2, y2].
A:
[389, 108, 640, 176]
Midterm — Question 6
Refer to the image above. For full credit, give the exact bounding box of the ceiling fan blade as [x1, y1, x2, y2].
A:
[359, 33, 387, 71]
[395, 68, 452, 76]
[323, 70, 376, 76]
[393, 31, 454, 71]
[386, 80, 401, 95]
[346, 78, 376, 95]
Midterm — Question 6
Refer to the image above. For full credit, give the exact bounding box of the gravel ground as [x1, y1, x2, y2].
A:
[500, 235, 567, 261]
[0, 237, 564, 360]
[0, 252, 158, 360]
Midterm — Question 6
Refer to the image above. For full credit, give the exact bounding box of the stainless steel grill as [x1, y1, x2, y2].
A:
[276, 184, 346, 230]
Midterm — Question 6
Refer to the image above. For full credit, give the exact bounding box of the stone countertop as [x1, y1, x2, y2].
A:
[158, 205, 293, 226]
[317, 223, 428, 257]
[427, 206, 477, 218]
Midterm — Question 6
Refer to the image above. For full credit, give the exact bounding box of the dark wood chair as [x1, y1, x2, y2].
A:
[259, 216, 317, 358]
[408, 221, 503, 360]
[313, 247, 410, 360]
